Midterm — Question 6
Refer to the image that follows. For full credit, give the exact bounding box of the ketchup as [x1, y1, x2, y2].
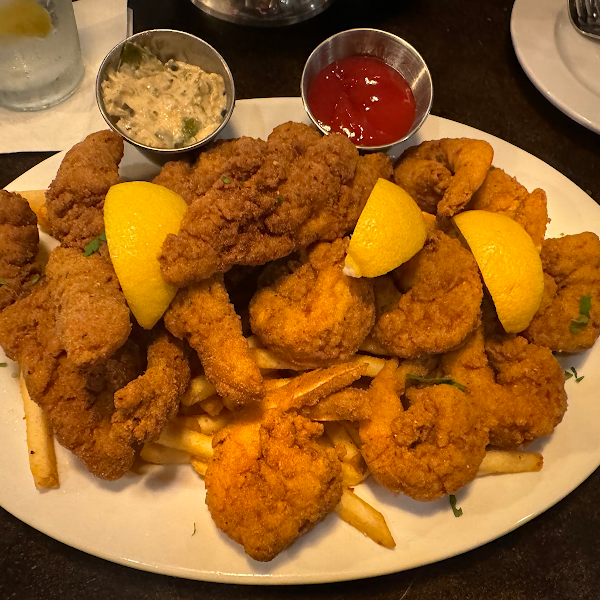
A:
[307, 55, 416, 147]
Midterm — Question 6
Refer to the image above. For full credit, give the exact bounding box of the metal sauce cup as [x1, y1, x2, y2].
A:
[301, 28, 433, 153]
[96, 29, 235, 162]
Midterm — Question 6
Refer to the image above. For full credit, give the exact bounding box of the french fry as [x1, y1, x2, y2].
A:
[477, 450, 543, 477]
[180, 413, 231, 436]
[190, 456, 209, 477]
[199, 395, 225, 416]
[335, 488, 395, 549]
[140, 442, 191, 465]
[181, 375, 217, 407]
[348, 354, 386, 378]
[156, 418, 214, 461]
[19, 374, 59, 489]
[16, 190, 50, 231]
[251, 347, 298, 371]
[324, 422, 369, 486]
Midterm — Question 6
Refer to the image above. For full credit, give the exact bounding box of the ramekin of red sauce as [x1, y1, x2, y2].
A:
[301, 29, 433, 152]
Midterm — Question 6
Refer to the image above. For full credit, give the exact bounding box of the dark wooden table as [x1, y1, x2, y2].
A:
[1, 1, 599, 598]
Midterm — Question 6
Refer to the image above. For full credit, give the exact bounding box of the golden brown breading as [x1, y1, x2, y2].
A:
[0, 281, 143, 480]
[164, 274, 264, 409]
[359, 360, 488, 502]
[0, 190, 41, 311]
[249, 238, 375, 368]
[442, 327, 567, 448]
[45, 246, 131, 367]
[371, 231, 483, 357]
[393, 138, 493, 218]
[205, 363, 365, 561]
[468, 167, 548, 247]
[524, 233, 600, 352]
[153, 136, 268, 204]
[45, 130, 123, 249]
[112, 329, 190, 443]
[158, 123, 392, 287]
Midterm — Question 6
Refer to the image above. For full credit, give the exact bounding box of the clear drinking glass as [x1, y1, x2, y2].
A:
[0, 0, 85, 111]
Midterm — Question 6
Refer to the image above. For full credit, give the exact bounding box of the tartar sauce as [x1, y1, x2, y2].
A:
[102, 43, 227, 149]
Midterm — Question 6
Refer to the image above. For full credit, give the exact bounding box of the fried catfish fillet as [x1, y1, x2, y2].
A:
[158, 122, 392, 286]
[45, 247, 131, 367]
[45, 130, 123, 250]
[164, 274, 264, 409]
[0, 190, 41, 311]
[205, 362, 366, 561]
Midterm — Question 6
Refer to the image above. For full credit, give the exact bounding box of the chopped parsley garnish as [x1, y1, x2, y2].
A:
[221, 176, 231, 184]
[25, 274, 40, 287]
[182, 117, 200, 140]
[449, 495, 463, 517]
[84, 232, 106, 257]
[275, 194, 285, 206]
[119, 42, 143, 69]
[565, 367, 584, 383]
[570, 295, 592, 334]
[0, 363, 7, 368]
[406, 374, 467, 393]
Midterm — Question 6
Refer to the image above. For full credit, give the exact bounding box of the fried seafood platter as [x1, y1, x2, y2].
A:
[2, 99, 600, 584]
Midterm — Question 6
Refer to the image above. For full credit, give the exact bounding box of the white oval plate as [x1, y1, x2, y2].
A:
[511, 0, 600, 134]
[2, 97, 600, 585]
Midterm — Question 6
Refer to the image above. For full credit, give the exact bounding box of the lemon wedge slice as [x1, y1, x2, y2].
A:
[453, 210, 544, 333]
[104, 182, 188, 329]
[0, 0, 53, 38]
[344, 178, 427, 278]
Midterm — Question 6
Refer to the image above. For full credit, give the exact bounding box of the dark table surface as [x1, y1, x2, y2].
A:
[1, 1, 600, 598]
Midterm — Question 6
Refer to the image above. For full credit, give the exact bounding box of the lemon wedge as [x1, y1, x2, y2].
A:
[104, 182, 188, 329]
[344, 178, 426, 278]
[0, 0, 53, 38]
[452, 210, 544, 333]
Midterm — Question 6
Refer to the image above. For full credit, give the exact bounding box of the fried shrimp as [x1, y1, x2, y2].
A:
[371, 231, 483, 358]
[359, 360, 488, 502]
[524, 233, 600, 352]
[442, 327, 567, 448]
[249, 238, 375, 368]
[393, 138, 493, 218]
[468, 167, 548, 248]
[205, 363, 365, 561]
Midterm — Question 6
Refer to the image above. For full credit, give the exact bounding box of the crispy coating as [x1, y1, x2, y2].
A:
[301, 387, 371, 421]
[164, 274, 264, 409]
[0, 282, 143, 480]
[45, 247, 131, 367]
[249, 238, 375, 368]
[0, 190, 41, 311]
[359, 360, 488, 501]
[112, 329, 190, 443]
[442, 327, 567, 448]
[158, 122, 392, 286]
[205, 364, 366, 561]
[524, 233, 600, 352]
[393, 138, 493, 218]
[371, 231, 483, 357]
[468, 167, 548, 247]
[153, 136, 268, 204]
[45, 130, 123, 249]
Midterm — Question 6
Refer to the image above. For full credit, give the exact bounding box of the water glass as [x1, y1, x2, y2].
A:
[0, 0, 85, 111]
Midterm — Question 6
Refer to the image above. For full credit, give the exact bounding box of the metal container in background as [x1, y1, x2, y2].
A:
[0, 0, 85, 111]
[96, 29, 236, 161]
[301, 29, 434, 152]
[189, 0, 334, 26]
